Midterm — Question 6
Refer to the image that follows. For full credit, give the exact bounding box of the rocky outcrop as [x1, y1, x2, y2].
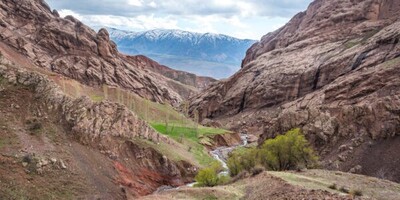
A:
[0, 0, 197, 105]
[189, 0, 400, 182]
[0, 64, 171, 144]
[0, 61, 196, 197]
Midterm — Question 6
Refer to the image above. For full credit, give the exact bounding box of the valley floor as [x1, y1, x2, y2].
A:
[140, 170, 400, 200]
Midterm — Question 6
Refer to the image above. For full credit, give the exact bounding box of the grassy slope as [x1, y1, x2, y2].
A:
[151, 123, 229, 166]
[48, 72, 228, 168]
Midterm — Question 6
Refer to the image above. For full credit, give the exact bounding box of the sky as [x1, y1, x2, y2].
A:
[46, 0, 312, 40]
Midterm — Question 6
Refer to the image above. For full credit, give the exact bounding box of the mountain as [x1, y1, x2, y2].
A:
[189, 0, 400, 182]
[0, 0, 217, 105]
[107, 28, 256, 79]
[0, 0, 218, 198]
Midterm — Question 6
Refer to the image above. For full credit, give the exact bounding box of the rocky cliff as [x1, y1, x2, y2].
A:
[0, 0, 207, 105]
[189, 0, 400, 182]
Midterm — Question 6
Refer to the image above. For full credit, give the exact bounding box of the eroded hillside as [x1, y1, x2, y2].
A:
[0, 54, 203, 198]
[189, 0, 400, 182]
[0, 0, 215, 104]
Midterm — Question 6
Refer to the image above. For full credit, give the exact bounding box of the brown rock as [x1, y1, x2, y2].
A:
[0, 0, 212, 105]
[189, 0, 400, 182]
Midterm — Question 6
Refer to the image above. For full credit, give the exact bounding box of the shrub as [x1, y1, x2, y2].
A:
[217, 174, 231, 185]
[226, 128, 318, 175]
[349, 189, 363, 197]
[227, 147, 258, 176]
[339, 186, 349, 194]
[229, 171, 250, 183]
[328, 183, 337, 190]
[195, 167, 219, 187]
[195, 162, 228, 187]
[251, 166, 265, 176]
[26, 118, 43, 135]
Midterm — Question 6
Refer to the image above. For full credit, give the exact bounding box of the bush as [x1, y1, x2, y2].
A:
[227, 147, 258, 177]
[227, 128, 318, 175]
[349, 189, 363, 197]
[339, 186, 349, 194]
[195, 167, 219, 187]
[227, 171, 250, 184]
[251, 166, 265, 176]
[217, 174, 231, 185]
[328, 183, 337, 190]
[26, 118, 42, 135]
[259, 128, 318, 171]
[195, 162, 229, 187]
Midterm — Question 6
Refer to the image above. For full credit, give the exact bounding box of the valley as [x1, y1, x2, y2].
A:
[0, 0, 400, 199]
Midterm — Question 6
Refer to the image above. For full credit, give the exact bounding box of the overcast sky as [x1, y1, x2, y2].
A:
[46, 0, 312, 40]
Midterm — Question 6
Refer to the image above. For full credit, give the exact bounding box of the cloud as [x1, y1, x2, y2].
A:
[47, 0, 310, 18]
[58, 9, 179, 31]
[47, 0, 312, 39]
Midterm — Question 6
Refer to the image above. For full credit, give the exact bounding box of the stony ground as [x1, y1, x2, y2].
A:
[0, 77, 124, 199]
[140, 170, 400, 200]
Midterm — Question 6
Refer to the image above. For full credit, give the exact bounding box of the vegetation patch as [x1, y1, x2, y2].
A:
[26, 118, 43, 136]
[151, 123, 230, 166]
[195, 162, 230, 187]
[227, 128, 318, 176]
[349, 189, 363, 197]
[344, 40, 360, 49]
[52, 76, 230, 167]
[0, 76, 5, 85]
[339, 186, 349, 194]
[382, 57, 400, 67]
[89, 94, 104, 102]
[0, 135, 18, 149]
[151, 123, 227, 143]
[328, 183, 337, 190]
[360, 30, 380, 45]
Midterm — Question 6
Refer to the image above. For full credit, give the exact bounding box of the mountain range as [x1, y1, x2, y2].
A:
[107, 28, 256, 79]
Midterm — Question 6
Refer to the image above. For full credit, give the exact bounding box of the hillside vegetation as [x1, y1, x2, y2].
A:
[50, 71, 230, 167]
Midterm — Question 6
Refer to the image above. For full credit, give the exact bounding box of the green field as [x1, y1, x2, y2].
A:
[151, 123, 229, 166]
[151, 123, 228, 142]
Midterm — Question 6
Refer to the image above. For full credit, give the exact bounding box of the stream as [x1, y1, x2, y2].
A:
[186, 133, 249, 187]
[155, 133, 249, 192]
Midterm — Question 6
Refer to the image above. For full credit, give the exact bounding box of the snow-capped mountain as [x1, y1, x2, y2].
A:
[105, 28, 256, 79]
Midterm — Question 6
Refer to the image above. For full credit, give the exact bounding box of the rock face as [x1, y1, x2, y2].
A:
[189, 0, 400, 182]
[0, 0, 204, 105]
